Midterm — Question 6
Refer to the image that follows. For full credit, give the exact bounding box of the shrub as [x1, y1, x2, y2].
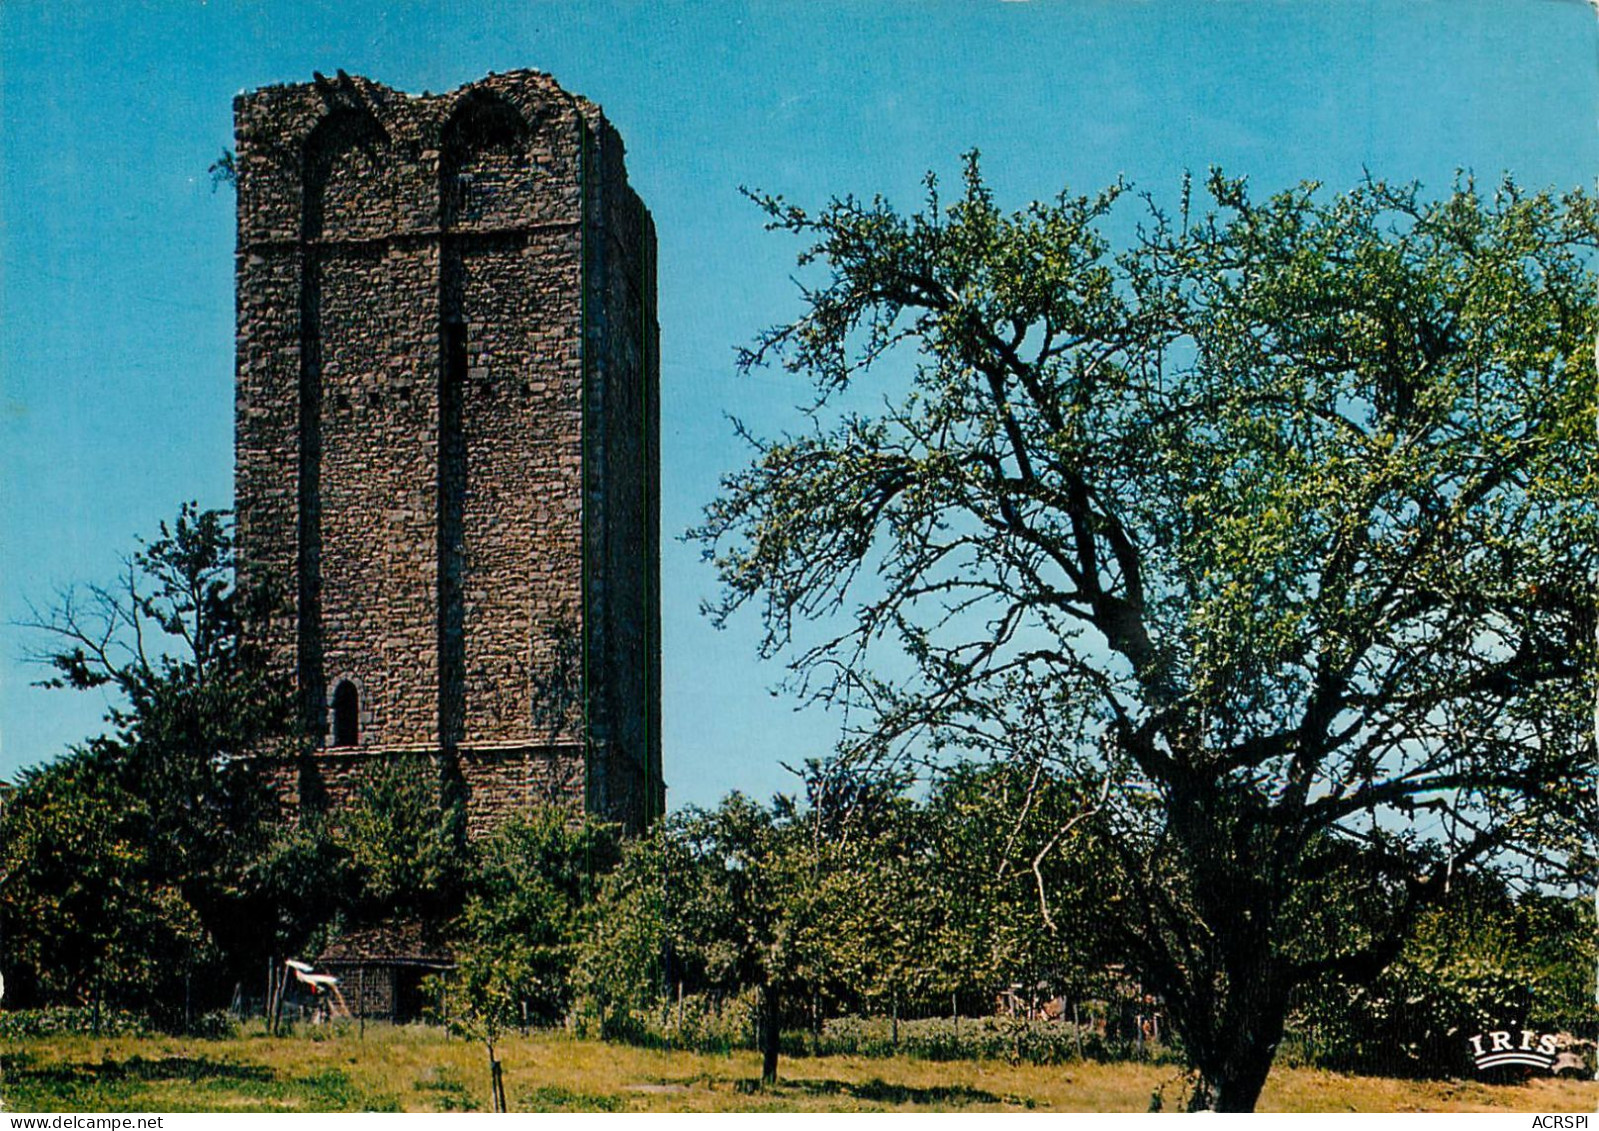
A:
[1283, 888, 1595, 1079]
[0, 1008, 151, 1040]
[815, 1014, 1171, 1065]
[185, 1009, 240, 1040]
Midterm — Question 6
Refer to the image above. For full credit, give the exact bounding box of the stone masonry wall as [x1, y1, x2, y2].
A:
[586, 122, 663, 826]
[236, 71, 659, 835]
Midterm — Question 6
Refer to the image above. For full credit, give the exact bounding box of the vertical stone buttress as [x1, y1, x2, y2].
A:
[234, 72, 662, 834]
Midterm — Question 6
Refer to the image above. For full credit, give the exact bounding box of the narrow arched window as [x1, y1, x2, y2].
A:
[331, 680, 360, 748]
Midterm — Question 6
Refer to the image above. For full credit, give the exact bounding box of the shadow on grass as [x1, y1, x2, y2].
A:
[736, 1076, 1032, 1109]
[7, 1056, 272, 1086]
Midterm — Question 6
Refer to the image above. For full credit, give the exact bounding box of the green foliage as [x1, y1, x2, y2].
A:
[339, 761, 466, 923]
[453, 808, 619, 1027]
[0, 747, 211, 1018]
[575, 798, 778, 1053]
[919, 762, 1117, 1006]
[777, 762, 942, 1018]
[8, 504, 307, 1014]
[1288, 880, 1597, 1077]
[186, 1010, 241, 1040]
[575, 765, 1125, 1072]
[430, 808, 620, 1111]
[570, 829, 672, 1041]
[241, 759, 471, 958]
[0, 1009, 152, 1040]
[816, 1014, 1157, 1065]
[699, 160, 1599, 1110]
[240, 809, 354, 962]
[208, 148, 236, 192]
[650, 989, 764, 1054]
[579, 788, 919, 1079]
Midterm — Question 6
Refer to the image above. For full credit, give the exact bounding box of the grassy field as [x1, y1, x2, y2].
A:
[2, 1026, 1595, 1113]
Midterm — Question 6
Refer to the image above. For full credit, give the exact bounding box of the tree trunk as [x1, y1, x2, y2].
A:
[270, 963, 290, 1037]
[759, 983, 780, 1085]
[1183, 998, 1286, 1113]
[487, 1043, 506, 1113]
[1189, 1049, 1275, 1114]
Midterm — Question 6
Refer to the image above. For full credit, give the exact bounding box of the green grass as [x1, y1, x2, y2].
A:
[2, 1026, 1594, 1113]
[0, 1048, 402, 1113]
[410, 1065, 478, 1112]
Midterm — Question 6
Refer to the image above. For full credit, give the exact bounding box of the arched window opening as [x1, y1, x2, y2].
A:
[440, 93, 531, 228]
[331, 680, 360, 747]
[301, 106, 391, 242]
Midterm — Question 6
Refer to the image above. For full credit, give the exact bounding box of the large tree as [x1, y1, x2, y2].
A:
[19, 504, 307, 988]
[0, 746, 209, 1020]
[696, 161, 1598, 1110]
[576, 793, 835, 1084]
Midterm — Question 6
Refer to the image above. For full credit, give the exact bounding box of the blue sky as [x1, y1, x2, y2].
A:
[2, 0, 1597, 808]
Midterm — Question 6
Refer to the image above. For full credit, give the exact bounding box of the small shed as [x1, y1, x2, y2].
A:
[317, 921, 453, 1023]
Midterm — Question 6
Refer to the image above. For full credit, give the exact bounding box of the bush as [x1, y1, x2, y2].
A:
[575, 988, 760, 1054]
[1283, 888, 1595, 1079]
[0, 1008, 151, 1039]
[184, 1009, 240, 1040]
[815, 1014, 1172, 1065]
[1286, 960, 1560, 1079]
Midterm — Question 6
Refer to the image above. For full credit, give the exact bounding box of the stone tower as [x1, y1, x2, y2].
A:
[233, 71, 661, 833]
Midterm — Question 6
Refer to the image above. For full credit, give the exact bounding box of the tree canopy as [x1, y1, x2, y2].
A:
[696, 159, 1599, 1110]
[7, 504, 307, 1014]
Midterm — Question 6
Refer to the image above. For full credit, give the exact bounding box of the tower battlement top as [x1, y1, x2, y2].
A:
[235, 68, 609, 131]
[234, 69, 639, 249]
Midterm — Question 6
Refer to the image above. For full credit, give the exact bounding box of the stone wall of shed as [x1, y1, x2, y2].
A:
[318, 961, 397, 1021]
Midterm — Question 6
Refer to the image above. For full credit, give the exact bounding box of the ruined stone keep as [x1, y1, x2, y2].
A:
[234, 71, 662, 835]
